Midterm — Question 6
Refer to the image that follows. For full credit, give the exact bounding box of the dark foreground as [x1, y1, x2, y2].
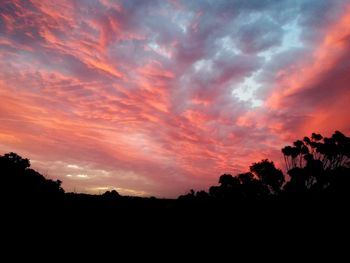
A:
[2, 129, 350, 257]
[2, 192, 349, 261]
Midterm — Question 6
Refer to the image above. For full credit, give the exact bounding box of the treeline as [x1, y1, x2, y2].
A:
[1, 131, 349, 206]
[180, 131, 350, 202]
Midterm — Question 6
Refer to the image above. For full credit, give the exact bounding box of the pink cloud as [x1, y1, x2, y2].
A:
[267, 4, 350, 137]
[1, 0, 349, 197]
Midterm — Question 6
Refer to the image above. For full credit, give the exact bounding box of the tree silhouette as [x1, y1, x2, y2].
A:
[102, 189, 120, 200]
[282, 131, 350, 199]
[282, 131, 350, 171]
[237, 172, 269, 199]
[0, 152, 64, 199]
[209, 169, 272, 201]
[250, 159, 284, 194]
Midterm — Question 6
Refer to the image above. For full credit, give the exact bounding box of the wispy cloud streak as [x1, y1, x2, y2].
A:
[0, 0, 349, 197]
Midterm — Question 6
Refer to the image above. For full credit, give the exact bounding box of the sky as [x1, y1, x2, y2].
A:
[1, 0, 350, 198]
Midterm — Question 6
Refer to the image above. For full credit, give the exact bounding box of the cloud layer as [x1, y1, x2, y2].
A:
[1, 0, 350, 197]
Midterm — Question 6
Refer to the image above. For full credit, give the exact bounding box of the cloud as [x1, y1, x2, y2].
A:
[0, 0, 349, 197]
[266, 4, 350, 136]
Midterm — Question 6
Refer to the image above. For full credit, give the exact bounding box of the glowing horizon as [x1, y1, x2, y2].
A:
[1, 0, 350, 197]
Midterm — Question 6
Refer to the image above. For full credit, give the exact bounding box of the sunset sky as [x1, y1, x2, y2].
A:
[1, 0, 350, 197]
